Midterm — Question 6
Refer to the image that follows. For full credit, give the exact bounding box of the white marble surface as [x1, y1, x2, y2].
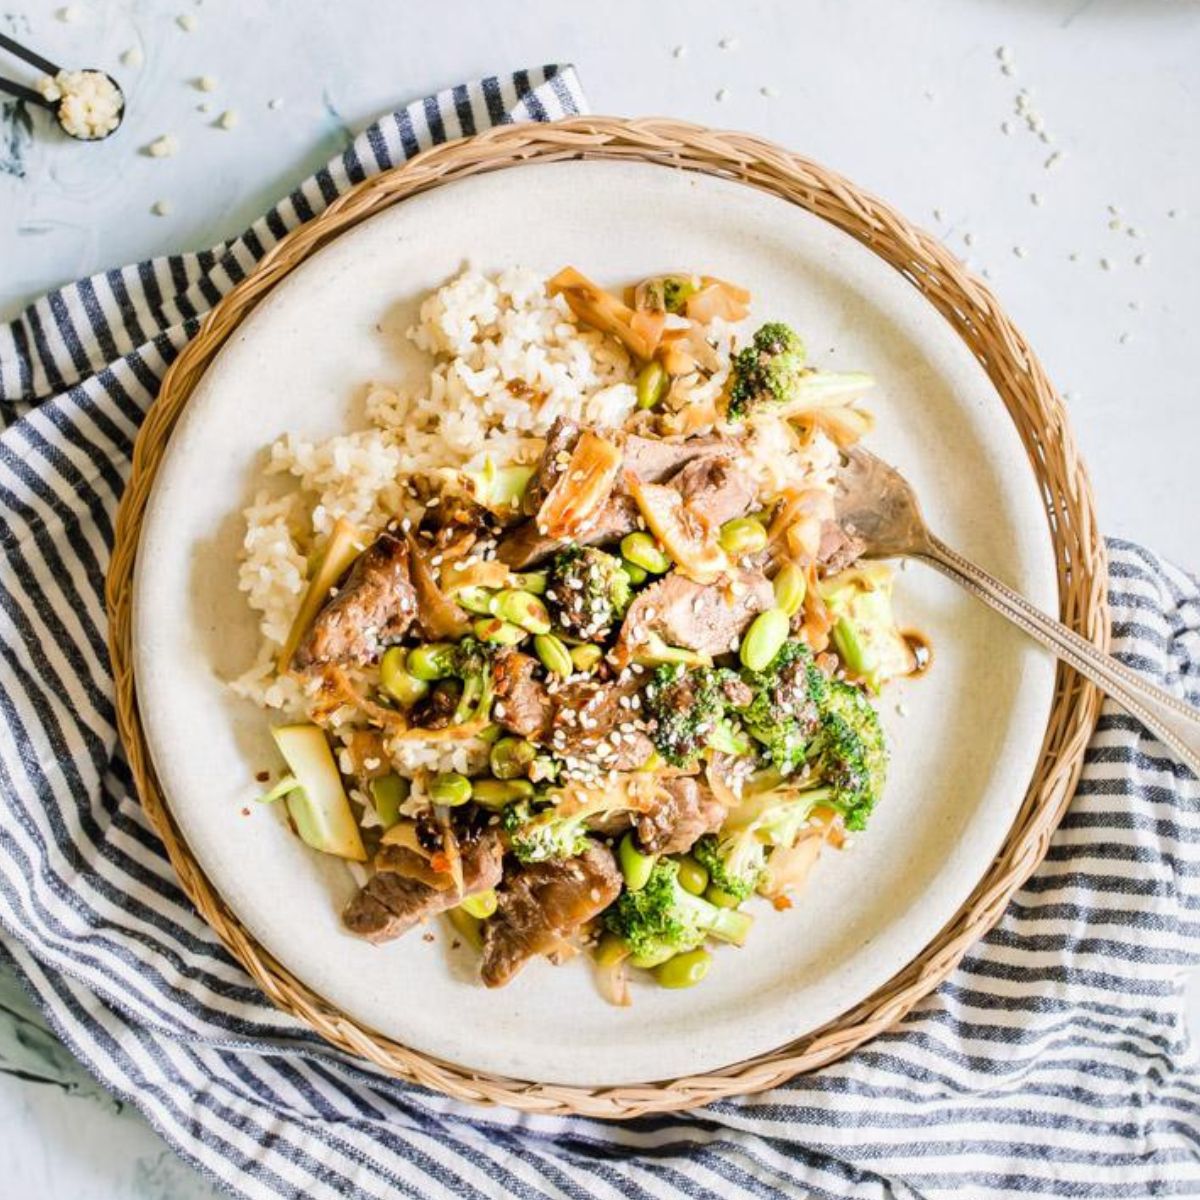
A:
[0, 0, 1197, 1195]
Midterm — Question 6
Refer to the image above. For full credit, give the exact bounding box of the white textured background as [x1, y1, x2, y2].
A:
[0, 0, 1197, 1195]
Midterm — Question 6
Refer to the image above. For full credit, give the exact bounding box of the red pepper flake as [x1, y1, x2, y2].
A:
[240, 807, 251, 817]
[450, 939, 461, 951]
[254, 770, 270, 783]
[429, 852, 452, 874]
[422, 932, 435, 943]
[772, 894, 793, 912]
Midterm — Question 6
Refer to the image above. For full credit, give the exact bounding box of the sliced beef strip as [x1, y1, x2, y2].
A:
[522, 416, 580, 517]
[293, 531, 418, 669]
[668, 454, 756, 530]
[499, 429, 729, 568]
[492, 650, 554, 739]
[618, 568, 774, 658]
[343, 831, 504, 945]
[817, 520, 866, 574]
[481, 842, 622, 987]
[546, 674, 654, 771]
[636, 776, 727, 856]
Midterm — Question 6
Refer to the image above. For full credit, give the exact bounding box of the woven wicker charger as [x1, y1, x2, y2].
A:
[107, 117, 1107, 1118]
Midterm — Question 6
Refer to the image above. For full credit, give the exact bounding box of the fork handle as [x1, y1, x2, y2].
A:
[921, 535, 1200, 780]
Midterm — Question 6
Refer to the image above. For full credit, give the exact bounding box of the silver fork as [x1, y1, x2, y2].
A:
[835, 445, 1200, 778]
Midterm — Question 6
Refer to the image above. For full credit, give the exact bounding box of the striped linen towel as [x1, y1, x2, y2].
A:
[1, 65, 1198, 1200]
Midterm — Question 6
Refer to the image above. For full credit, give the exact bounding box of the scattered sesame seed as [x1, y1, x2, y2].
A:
[932, 207, 943, 222]
[177, 12, 198, 32]
[1127, 227, 1142, 239]
[1000, 121, 1012, 135]
[197, 75, 217, 92]
[121, 45, 144, 69]
[1134, 253, 1148, 266]
[1068, 251, 1079, 262]
[197, 102, 210, 113]
[147, 134, 179, 158]
[217, 108, 239, 130]
[1167, 208, 1179, 219]
[57, 5, 80, 22]
[151, 199, 172, 216]
[673, 44, 686, 58]
[1030, 192, 1042, 207]
[1013, 245, 1027, 258]
[268, 97, 284, 111]
[760, 85, 777, 98]
[963, 232, 975, 246]
[718, 35, 738, 49]
[1044, 151, 1061, 170]
[1108, 218, 1122, 231]
[997, 45, 1012, 62]
[981, 267, 992, 279]
[1100, 257, 1113, 271]
[715, 88, 730, 102]
[1118, 332, 1131, 344]
[1129, 300, 1141, 310]
[1000, 62, 1014, 76]
[1107, 203, 1121, 216]
[896, 702, 910, 717]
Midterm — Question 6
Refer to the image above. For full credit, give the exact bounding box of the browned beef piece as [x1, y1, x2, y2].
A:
[669, 455, 755, 530]
[293, 531, 417, 669]
[619, 569, 774, 658]
[343, 831, 504, 945]
[481, 842, 622, 987]
[499, 429, 729, 568]
[546, 673, 654, 770]
[493, 651, 554, 739]
[817, 520, 866, 574]
[522, 416, 581, 516]
[496, 494, 637, 570]
[636, 777, 727, 856]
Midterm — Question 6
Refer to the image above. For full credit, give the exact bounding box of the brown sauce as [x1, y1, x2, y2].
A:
[902, 628, 934, 678]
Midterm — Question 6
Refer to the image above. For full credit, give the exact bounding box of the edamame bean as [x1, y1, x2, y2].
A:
[510, 571, 547, 595]
[621, 531, 671, 574]
[429, 772, 472, 807]
[369, 774, 409, 828]
[489, 736, 536, 780]
[406, 642, 456, 681]
[636, 360, 669, 410]
[472, 777, 534, 807]
[569, 643, 604, 673]
[705, 885, 741, 909]
[719, 517, 768, 557]
[739, 608, 789, 671]
[618, 832, 656, 892]
[655, 949, 712, 989]
[379, 647, 430, 707]
[492, 589, 552, 635]
[459, 888, 498, 920]
[622, 560, 648, 585]
[676, 856, 709, 896]
[473, 617, 528, 646]
[773, 561, 807, 617]
[533, 633, 574, 678]
[454, 586, 496, 615]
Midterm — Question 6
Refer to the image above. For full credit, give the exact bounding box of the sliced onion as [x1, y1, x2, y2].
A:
[686, 277, 752, 324]
[596, 956, 632, 1007]
[404, 532, 470, 640]
[804, 405, 875, 448]
[536, 430, 623, 539]
[549, 267, 661, 359]
[625, 474, 729, 585]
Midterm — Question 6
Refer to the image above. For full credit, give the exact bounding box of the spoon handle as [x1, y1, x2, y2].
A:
[0, 76, 53, 108]
[922, 534, 1200, 780]
[0, 32, 60, 76]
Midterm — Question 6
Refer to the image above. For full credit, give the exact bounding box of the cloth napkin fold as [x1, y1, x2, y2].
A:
[1, 66, 1198, 1200]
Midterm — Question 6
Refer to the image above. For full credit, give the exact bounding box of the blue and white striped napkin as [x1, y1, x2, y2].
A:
[1, 65, 1199, 1200]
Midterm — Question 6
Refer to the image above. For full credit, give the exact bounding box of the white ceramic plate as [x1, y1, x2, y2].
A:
[133, 160, 1057, 1086]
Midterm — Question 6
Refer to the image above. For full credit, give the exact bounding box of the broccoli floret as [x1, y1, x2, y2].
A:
[643, 663, 746, 766]
[502, 790, 634, 864]
[810, 680, 887, 831]
[545, 545, 632, 641]
[727, 322, 808, 421]
[447, 637, 498, 725]
[739, 639, 827, 774]
[603, 859, 753, 966]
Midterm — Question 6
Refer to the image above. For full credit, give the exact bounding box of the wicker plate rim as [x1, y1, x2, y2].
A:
[106, 116, 1107, 1119]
